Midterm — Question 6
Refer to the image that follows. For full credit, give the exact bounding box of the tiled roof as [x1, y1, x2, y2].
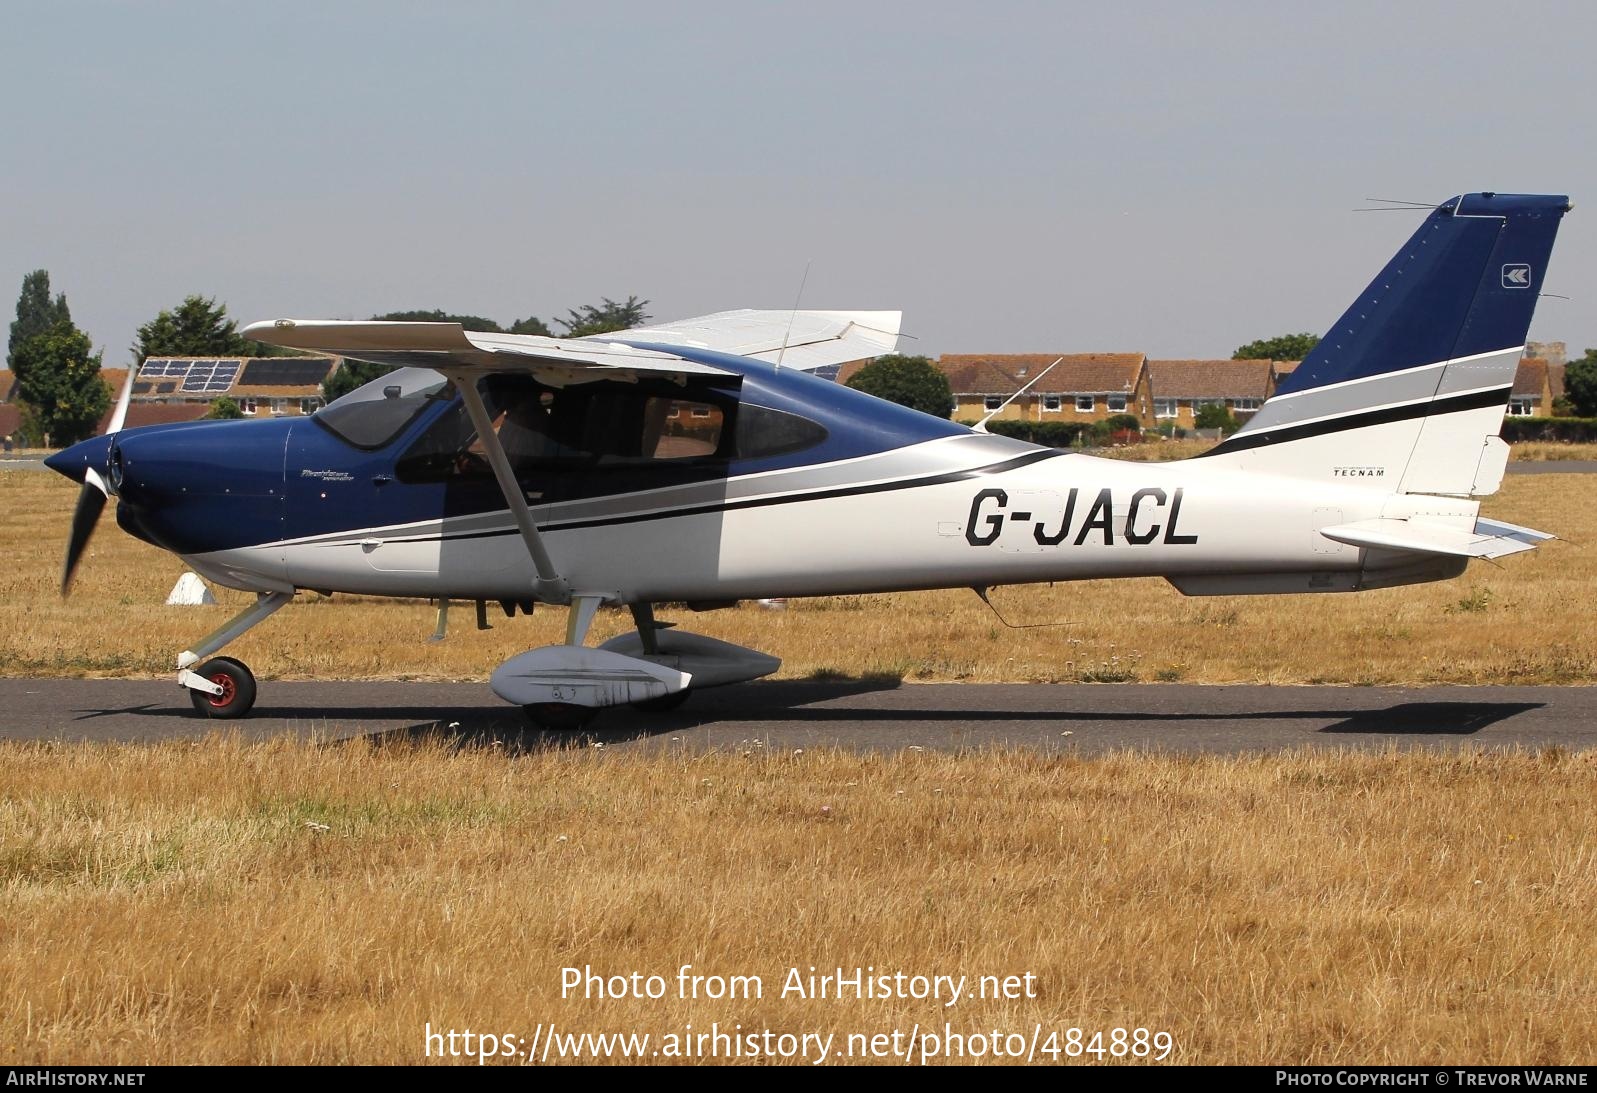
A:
[103, 404, 211, 431]
[4, 368, 128, 403]
[938, 354, 1146, 395]
[0, 401, 212, 442]
[1512, 358, 1548, 398]
[1147, 359, 1273, 400]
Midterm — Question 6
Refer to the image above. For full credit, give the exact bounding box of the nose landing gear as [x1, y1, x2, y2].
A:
[176, 590, 292, 719]
[187, 656, 258, 719]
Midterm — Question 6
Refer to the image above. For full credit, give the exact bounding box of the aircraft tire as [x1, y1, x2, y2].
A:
[522, 703, 600, 731]
[632, 689, 692, 712]
[188, 656, 257, 719]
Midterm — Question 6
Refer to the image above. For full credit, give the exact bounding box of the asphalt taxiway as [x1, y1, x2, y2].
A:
[1, 678, 1591, 755]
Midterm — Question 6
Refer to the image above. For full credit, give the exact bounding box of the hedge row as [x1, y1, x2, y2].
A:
[1499, 417, 1597, 443]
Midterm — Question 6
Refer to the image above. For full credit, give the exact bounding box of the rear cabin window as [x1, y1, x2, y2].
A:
[733, 404, 828, 460]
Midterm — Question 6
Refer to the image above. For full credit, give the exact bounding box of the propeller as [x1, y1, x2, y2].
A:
[60, 365, 137, 595]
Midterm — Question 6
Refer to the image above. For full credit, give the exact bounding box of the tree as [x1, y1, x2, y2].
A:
[11, 319, 110, 446]
[134, 295, 260, 361]
[558, 296, 650, 338]
[9, 269, 72, 369]
[1233, 333, 1319, 361]
[508, 315, 552, 336]
[844, 354, 956, 419]
[1566, 349, 1597, 417]
[373, 309, 505, 333]
[206, 396, 245, 420]
[1194, 402, 1239, 433]
[321, 360, 395, 404]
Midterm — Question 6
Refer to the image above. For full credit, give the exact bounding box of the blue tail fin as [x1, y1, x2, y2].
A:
[1209, 193, 1569, 496]
[1278, 192, 1569, 396]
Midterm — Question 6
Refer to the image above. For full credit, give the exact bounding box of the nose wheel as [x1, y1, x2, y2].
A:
[187, 656, 258, 719]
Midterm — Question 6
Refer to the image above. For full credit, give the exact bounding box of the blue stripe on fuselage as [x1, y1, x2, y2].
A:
[116, 347, 971, 555]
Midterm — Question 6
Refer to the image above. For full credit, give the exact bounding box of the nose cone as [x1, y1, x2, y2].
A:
[44, 434, 114, 485]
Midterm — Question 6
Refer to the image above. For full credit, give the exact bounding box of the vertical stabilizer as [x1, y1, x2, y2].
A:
[1203, 193, 1569, 497]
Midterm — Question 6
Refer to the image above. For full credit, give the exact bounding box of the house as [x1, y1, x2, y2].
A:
[1509, 357, 1566, 417]
[1144, 359, 1277, 427]
[131, 356, 339, 417]
[932, 353, 1155, 427]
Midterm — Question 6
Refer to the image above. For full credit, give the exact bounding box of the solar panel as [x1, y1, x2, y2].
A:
[156, 381, 177, 394]
[140, 359, 190, 379]
[180, 360, 241, 393]
[238, 358, 335, 386]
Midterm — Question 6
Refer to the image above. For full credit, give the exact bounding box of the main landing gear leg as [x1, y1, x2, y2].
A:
[627, 603, 693, 712]
[177, 590, 294, 719]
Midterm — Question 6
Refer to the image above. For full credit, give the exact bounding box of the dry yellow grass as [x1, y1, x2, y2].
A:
[2, 738, 1592, 1065]
[1, 470, 1591, 686]
[1507, 441, 1597, 462]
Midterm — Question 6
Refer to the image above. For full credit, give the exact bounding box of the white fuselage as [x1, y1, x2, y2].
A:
[184, 434, 1477, 604]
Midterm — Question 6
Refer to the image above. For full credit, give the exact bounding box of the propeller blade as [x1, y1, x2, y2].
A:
[62, 482, 106, 595]
[106, 363, 137, 435]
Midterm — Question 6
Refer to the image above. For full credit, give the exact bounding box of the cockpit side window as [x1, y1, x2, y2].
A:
[396, 375, 735, 484]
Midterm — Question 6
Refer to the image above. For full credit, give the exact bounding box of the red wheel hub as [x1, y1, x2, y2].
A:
[207, 672, 236, 708]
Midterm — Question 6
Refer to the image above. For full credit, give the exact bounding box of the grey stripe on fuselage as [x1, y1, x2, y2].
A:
[1239, 348, 1520, 434]
[277, 431, 1042, 549]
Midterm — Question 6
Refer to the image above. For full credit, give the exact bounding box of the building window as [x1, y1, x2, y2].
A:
[1075, 395, 1095, 412]
[1154, 398, 1177, 419]
[1107, 394, 1128, 412]
[240, 397, 258, 415]
[1042, 395, 1062, 412]
[270, 398, 287, 416]
[300, 397, 321, 415]
[1508, 398, 1535, 416]
[984, 396, 1004, 411]
[1229, 398, 1262, 411]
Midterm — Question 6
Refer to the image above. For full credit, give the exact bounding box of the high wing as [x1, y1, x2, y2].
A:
[241, 308, 900, 382]
[240, 320, 738, 386]
[588, 309, 901, 370]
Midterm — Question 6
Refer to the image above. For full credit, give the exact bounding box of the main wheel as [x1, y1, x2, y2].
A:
[522, 702, 600, 731]
[188, 656, 257, 719]
[632, 688, 693, 712]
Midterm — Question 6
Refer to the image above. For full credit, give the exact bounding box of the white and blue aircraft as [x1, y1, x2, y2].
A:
[46, 192, 1569, 726]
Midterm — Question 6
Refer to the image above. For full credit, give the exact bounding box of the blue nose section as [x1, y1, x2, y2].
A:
[43, 434, 114, 486]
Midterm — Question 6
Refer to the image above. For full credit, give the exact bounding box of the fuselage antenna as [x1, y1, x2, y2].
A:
[775, 260, 812, 370]
[973, 357, 1064, 434]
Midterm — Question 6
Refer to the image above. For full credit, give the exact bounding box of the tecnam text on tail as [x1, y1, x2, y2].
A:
[46, 192, 1570, 725]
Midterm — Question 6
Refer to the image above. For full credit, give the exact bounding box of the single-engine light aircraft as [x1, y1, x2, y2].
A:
[47, 193, 1569, 726]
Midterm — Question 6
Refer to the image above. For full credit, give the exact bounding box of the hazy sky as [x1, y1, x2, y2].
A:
[3, 1, 1593, 366]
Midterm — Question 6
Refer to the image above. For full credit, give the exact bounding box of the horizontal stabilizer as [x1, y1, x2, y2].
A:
[1319, 516, 1555, 560]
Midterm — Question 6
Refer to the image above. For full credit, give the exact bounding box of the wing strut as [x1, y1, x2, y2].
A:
[452, 373, 571, 604]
